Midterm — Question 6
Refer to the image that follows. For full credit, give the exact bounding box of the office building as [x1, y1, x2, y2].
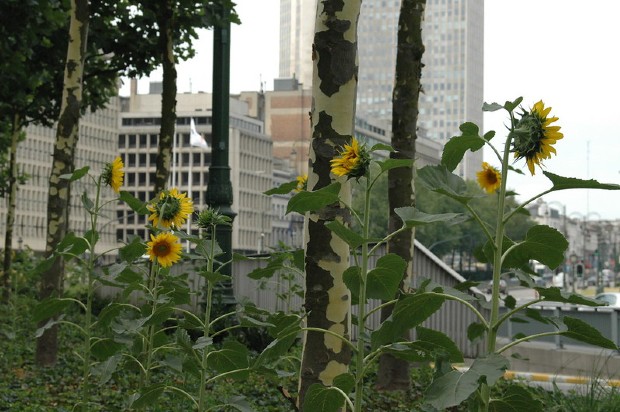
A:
[278, 0, 485, 179]
[0, 100, 120, 255]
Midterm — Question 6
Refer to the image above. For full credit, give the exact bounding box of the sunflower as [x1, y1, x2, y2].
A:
[102, 156, 124, 193]
[147, 188, 194, 229]
[512, 100, 563, 175]
[146, 231, 182, 267]
[476, 162, 501, 194]
[295, 174, 308, 192]
[330, 137, 370, 179]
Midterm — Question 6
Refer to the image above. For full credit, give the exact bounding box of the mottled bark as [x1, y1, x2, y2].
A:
[298, 1, 361, 409]
[153, 0, 177, 196]
[376, 0, 426, 391]
[36, 0, 89, 367]
[2, 114, 20, 303]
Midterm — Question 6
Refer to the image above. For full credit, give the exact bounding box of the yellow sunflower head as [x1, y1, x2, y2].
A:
[147, 188, 194, 229]
[146, 231, 182, 267]
[102, 156, 124, 193]
[330, 137, 370, 179]
[512, 100, 563, 175]
[295, 174, 308, 192]
[476, 162, 502, 194]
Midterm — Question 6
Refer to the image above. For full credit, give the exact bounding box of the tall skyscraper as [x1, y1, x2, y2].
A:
[279, 0, 484, 179]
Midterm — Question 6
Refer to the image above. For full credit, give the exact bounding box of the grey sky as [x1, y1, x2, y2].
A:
[126, 0, 620, 219]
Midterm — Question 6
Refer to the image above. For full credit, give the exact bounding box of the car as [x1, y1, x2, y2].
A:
[485, 279, 507, 294]
[594, 293, 620, 308]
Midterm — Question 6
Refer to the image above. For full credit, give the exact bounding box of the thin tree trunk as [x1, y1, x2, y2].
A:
[376, 0, 426, 391]
[153, 0, 177, 195]
[2, 114, 20, 303]
[36, 0, 89, 367]
[297, 1, 361, 409]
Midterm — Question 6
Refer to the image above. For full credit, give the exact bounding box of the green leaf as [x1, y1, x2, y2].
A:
[255, 313, 301, 368]
[227, 396, 256, 412]
[370, 143, 394, 152]
[425, 354, 509, 409]
[81, 191, 94, 212]
[35, 315, 65, 338]
[377, 158, 413, 173]
[264, 179, 298, 195]
[503, 97, 523, 112]
[287, 182, 341, 214]
[119, 236, 146, 263]
[90, 354, 121, 384]
[325, 220, 364, 248]
[467, 322, 487, 342]
[482, 102, 503, 112]
[209, 340, 250, 380]
[303, 383, 348, 412]
[59, 166, 89, 181]
[131, 384, 166, 409]
[490, 384, 543, 412]
[200, 270, 231, 284]
[394, 207, 462, 229]
[57, 232, 90, 257]
[32, 298, 74, 323]
[91, 338, 124, 360]
[33, 255, 57, 275]
[504, 225, 568, 270]
[371, 292, 445, 349]
[342, 266, 362, 304]
[544, 171, 620, 192]
[562, 317, 618, 350]
[366, 253, 406, 301]
[119, 190, 149, 215]
[415, 327, 464, 362]
[536, 287, 603, 306]
[417, 165, 481, 204]
[441, 122, 485, 172]
[483, 130, 495, 142]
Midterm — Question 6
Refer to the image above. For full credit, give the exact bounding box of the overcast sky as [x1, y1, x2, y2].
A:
[126, 0, 620, 220]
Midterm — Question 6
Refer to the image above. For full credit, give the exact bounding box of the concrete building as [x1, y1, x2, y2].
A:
[278, 0, 484, 179]
[239, 79, 443, 175]
[0, 100, 120, 255]
[118, 83, 285, 254]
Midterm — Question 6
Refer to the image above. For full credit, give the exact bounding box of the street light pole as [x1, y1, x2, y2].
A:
[205, 4, 236, 304]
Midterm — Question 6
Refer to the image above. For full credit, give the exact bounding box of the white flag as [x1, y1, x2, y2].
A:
[190, 118, 208, 149]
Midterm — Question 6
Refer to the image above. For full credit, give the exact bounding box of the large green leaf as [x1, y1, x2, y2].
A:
[91, 338, 124, 360]
[56, 232, 89, 257]
[302, 374, 354, 412]
[394, 207, 462, 229]
[490, 384, 543, 412]
[59, 166, 89, 181]
[371, 292, 445, 349]
[441, 122, 486, 172]
[562, 317, 618, 350]
[503, 225, 568, 270]
[342, 266, 362, 304]
[131, 384, 165, 409]
[32, 298, 74, 323]
[264, 179, 298, 195]
[254, 313, 302, 368]
[544, 171, 620, 192]
[417, 165, 481, 204]
[425, 354, 509, 409]
[287, 182, 341, 214]
[325, 220, 365, 248]
[384, 327, 463, 363]
[366, 254, 407, 301]
[535, 287, 602, 306]
[90, 354, 121, 384]
[119, 236, 146, 263]
[119, 190, 149, 215]
[377, 158, 414, 173]
[208, 340, 250, 380]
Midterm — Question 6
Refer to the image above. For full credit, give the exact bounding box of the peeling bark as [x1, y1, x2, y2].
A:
[36, 0, 89, 367]
[2, 114, 20, 303]
[153, 0, 177, 196]
[298, 1, 361, 409]
[376, 0, 426, 391]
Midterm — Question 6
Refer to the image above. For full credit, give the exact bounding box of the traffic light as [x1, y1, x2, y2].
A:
[576, 263, 584, 276]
